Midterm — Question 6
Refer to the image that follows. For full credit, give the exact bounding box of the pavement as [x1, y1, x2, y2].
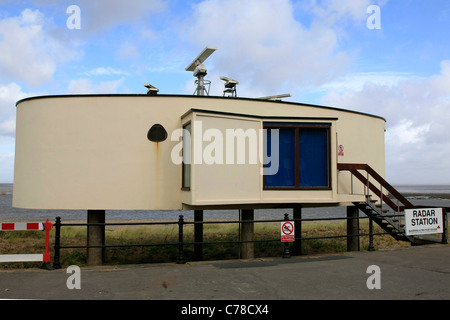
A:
[0, 244, 449, 302]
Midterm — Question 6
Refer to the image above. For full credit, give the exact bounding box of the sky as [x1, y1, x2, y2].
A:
[0, 0, 449, 185]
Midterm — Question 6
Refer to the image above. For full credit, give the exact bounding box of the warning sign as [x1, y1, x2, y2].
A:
[281, 221, 295, 242]
[338, 145, 344, 156]
[404, 208, 444, 236]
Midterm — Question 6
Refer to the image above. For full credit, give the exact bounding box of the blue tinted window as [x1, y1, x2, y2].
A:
[264, 124, 329, 189]
[299, 128, 329, 187]
[264, 128, 296, 187]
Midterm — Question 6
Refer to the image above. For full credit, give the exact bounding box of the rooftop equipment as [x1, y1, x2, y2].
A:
[144, 83, 159, 95]
[220, 76, 239, 97]
[185, 46, 217, 96]
[258, 93, 292, 101]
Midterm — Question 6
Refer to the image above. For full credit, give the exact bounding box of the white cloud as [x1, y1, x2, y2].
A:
[76, 0, 166, 33]
[320, 60, 450, 184]
[0, 118, 16, 136]
[185, 0, 381, 97]
[0, 82, 28, 182]
[0, 8, 76, 87]
[0, 82, 29, 136]
[305, 0, 374, 24]
[319, 72, 420, 93]
[0, 148, 15, 183]
[85, 67, 130, 77]
[387, 119, 430, 145]
[67, 77, 125, 94]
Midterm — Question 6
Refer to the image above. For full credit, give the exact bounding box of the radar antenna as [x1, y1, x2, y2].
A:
[185, 46, 217, 96]
[220, 76, 239, 97]
[258, 93, 292, 101]
[144, 83, 159, 96]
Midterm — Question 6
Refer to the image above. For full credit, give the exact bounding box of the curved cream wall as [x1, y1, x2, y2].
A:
[13, 95, 385, 210]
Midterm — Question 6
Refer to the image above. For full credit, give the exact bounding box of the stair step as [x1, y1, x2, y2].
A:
[375, 205, 389, 212]
[345, 165, 415, 245]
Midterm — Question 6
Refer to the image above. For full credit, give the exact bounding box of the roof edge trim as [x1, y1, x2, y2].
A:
[15, 93, 386, 122]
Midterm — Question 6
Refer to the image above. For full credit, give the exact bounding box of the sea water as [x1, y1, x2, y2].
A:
[0, 183, 449, 222]
[395, 185, 450, 194]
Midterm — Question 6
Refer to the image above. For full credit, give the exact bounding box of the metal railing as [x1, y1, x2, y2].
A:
[50, 211, 424, 269]
[338, 163, 449, 245]
[337, 163, 415, 212]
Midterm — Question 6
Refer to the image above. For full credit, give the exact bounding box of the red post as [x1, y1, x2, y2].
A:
[43, 218, 53, 263]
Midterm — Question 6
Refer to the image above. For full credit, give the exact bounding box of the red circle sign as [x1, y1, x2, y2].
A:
[338, 144, 344, 156]
[282, 222, 294, 235]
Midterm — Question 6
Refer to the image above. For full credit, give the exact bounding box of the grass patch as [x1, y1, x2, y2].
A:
[0, 219, 431, 269]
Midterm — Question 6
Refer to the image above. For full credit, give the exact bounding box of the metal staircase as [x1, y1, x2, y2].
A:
[354, 195, 413, 243]
[338, 163, 447, 245]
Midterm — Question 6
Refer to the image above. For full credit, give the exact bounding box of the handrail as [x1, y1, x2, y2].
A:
[338, 163, 415, 211]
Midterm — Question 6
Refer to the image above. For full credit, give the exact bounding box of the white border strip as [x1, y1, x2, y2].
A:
[0, 254, 43, 262]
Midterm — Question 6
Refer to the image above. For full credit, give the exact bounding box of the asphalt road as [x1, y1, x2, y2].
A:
[1, 244, 449, 303]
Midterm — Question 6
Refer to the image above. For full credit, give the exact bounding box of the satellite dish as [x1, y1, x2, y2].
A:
[186, 46, 218, 96]
[258, 94, 292, 101]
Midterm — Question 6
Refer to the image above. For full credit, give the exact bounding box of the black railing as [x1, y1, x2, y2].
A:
[51, 212, 446, 269]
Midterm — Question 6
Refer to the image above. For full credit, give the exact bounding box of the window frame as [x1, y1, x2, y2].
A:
[181, 121, 191, 190]
[263, 123, 331, 190]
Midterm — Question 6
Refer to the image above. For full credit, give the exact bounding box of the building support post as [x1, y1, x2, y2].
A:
[194, 210, 204, 261]
[240, 209, 254, 259]
[347, 206, 360, 252]
[293, 206, 302, 255]
[87, 210, 105, 266]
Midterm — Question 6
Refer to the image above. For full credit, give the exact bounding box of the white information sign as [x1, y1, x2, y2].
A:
[281, 221, 295, 242]
[404, 208, 443, 236]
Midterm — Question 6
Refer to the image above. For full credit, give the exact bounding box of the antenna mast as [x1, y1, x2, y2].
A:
[185, 46, 217, 96]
